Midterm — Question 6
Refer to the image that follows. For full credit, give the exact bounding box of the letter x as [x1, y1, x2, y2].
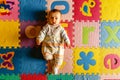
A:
[105, 26, 120, 43]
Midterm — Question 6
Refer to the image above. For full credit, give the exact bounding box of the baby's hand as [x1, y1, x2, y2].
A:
[66, 43, 72, 49]
[35, 44, 40, 48]
[36, 39, 41, 45]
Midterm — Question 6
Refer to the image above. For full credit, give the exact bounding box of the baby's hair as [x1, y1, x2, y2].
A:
[48, 9, 62, 16]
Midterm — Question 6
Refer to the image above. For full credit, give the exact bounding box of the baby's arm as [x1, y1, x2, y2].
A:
[61, 27, 71, 48]
[36, 25, 48, 45]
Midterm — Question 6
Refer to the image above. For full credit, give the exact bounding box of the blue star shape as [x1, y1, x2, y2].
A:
[77, 51, 96, 70]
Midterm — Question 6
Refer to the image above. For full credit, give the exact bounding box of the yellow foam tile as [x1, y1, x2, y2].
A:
[100, 47, 120, 74]
[0, 20, 20, 48]
[73, 47, 100, 75]
[100, 0, 120, 21]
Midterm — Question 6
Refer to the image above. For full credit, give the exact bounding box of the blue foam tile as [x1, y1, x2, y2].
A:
[19, 47, 47, 74]
[74, 74, 100, 80]
[0, 48, 22, 74]
[74, 74, 85, 80]
[85, 74, 100, 80]
[19, 0, 47, 21]
[0, 47, 47, 74]
[100, 21, 120, 48]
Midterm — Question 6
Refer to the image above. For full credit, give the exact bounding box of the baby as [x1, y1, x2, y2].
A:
[36, 9, 70, 74]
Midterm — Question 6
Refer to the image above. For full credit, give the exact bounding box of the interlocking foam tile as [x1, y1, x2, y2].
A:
[73, 0, 100, 21]
[46, 0, 74, 21]
[20, 21, 41, 48]
[0, 20, 20, 48]
[100, 0, 120, 21]
[100, 21, 120, 48]
[0, 74, 20, 80]
[0, 52, 14, 70]
[47, 74, 73, 80]
[73, 21, 100, 47]
[0, 48, 22, 74]
[100, 48, 120, 74]
[58, 48, 73, 74]
[101, 74, 120, 80]
[21, 74, 47, 80]
[20, 47, 47, 74]
[0, 0, 19, 20]
[74, 74, 100, 80]
[61, 21, 74, 47]
[20, 21, 47, 48]
[73, 47, 100, 74]
[19, 0, 47, 21]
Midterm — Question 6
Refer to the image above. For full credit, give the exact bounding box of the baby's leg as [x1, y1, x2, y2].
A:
[53, 54, 64, 74]
[42, 52, 53, 74]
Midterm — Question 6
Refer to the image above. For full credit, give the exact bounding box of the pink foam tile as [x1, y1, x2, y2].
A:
[73, 21, 100, 47]
[0, 0, 19, 20]
[100, 74, 120, 80]
[46, 0, 74, 21]
[58, 48, 73, 74]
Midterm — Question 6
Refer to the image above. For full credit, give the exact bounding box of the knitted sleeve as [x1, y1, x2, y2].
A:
[36, 24, 48, 42]
[61, 27, 70, 45]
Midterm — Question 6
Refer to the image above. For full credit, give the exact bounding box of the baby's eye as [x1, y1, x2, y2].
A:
[51, 17, 54, 19]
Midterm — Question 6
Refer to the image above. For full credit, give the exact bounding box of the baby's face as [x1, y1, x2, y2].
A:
[48, 12, 61, 26]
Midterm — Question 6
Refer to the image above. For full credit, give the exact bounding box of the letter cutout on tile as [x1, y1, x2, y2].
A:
[104, 26, 120, 43]
[51, 1, 69, 14]
[82, 27, 95, 44]
[104, 54, 120, 69]
[0, 52, 14, 70]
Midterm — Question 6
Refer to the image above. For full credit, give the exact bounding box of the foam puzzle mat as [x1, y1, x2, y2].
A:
[1, 0, 120, 80]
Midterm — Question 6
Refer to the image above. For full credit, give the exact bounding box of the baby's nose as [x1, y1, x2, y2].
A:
[53, 19, 56, 22]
